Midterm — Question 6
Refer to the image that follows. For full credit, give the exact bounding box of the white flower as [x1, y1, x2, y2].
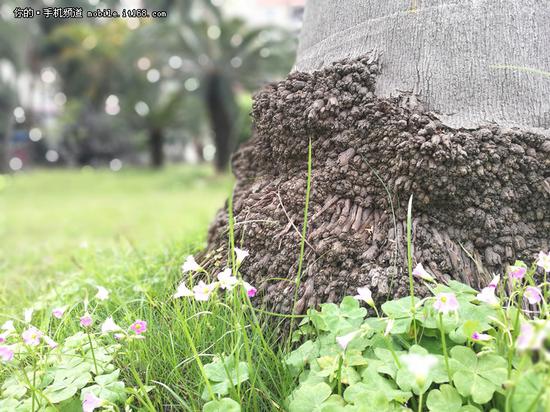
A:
[101, 317, 122, 333]
[182, 256, 201, 273]
[336, 331, 359, 350]
[234, 248, 249, 265]
[173, 282, 194, 298]
[412, 263, 435, 282]
[95, 286, 109, 301]
[193, 281, 216, 301]
[217, 268, 238, 290]
[355, 286, 375, 307]
[536, 251, 550, 272]
[384, 319, 395, 336]
[24, 308, 33, 323]
[401, 353, 438, 385]
[476, 287, 499, 306]
[1, 321, 15, 333]
[43, 335, 58, 349]
[488, 275, 500, 288]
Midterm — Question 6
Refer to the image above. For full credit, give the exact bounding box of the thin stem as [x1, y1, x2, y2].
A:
[407, 195, 418, 344]
[181, 315, 215, 400]
[32, 357, 36, 412]
[385, 336, 401, 368]
[86, 332, 99, 375]
[337, 355, 343, 396]
[438, 313, 451, 382]
[288, 137, 313, 346]
[417, 391, 423, 412]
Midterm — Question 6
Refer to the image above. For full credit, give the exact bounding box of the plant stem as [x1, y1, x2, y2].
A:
[86, 332, 99, 375]
[181, 315, 215, 400]
[417, 391, 423, 412]
[438, 313, 451, 382]
[32, 356, 36, 412]
[337, 355, 343, 396]
[406, 195, 418, 344]
[288, 137, 313, 347]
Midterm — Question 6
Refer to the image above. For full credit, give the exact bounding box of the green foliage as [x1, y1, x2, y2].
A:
[287, 277, 549, 412]
[0, 332, 125, 409]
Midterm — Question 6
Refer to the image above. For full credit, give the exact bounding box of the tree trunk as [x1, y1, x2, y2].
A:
[149, 128, 164, 169]
[0, 114, 13, 174]
[205, 72, 236, 173]
[202, 1, 550, 314]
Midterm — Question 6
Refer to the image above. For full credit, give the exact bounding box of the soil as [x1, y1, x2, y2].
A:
[202, 55, 550, 314]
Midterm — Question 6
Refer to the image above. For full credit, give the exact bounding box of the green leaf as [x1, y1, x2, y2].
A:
[286, 340, 320, 375]
[426, 385, 462, 412]
[203, 398, 241, 412]
[288, 382, 332, 412]
[450, 346, 507, 404]
[95, 369, 120, 386]
[511, 370, 545, 412]
[201, 355, 249, 400]
[43, 385, 78, 404]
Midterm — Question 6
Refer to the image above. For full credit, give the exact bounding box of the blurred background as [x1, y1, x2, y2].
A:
[0, 0, 302, 296]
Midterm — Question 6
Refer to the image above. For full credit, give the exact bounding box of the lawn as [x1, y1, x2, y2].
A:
[0, 167, 231, 308]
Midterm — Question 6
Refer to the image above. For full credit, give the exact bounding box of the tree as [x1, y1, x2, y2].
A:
[204, 1, 550, 314]
[149, 0, 294, 171]
[0, 14, 27, 173]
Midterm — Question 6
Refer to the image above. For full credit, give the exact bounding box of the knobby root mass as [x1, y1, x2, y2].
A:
[202, 56, 550, 314]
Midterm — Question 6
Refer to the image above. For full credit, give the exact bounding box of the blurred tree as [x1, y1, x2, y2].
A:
[43, 21, 135, 165]
[0, 14, 27, 173]
[143, 0, 295, 171]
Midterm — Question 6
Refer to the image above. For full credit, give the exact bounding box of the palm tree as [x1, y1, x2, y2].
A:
[204, 0, 550, 313]
[143, 0, 295, 171]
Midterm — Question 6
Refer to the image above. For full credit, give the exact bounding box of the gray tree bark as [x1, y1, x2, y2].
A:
[296, 0, 550, 130]
[203, 0, 550, 314]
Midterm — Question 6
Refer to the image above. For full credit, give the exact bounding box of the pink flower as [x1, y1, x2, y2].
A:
[130, 320, 147, 335]
[517, 323, 538, 351]
[52, 307, 66, 319]
[43, 336, 58, 349]
[536, 251, 550, 272]
[243, 282, 257, 298]
[0, 333, 7, 343]
[471, 332, 492, 341]
[82, 392, 103, 412]
[524, 287, 543, 305]
[433, 293, 459, 314]
[22, 327, 42, 346]
[336, 331, 358, 350]
[193, 281, 216, 301]
[412, 263, 435, 282]
[508, 265, 526, 280]
[80, 314, 93, 328]
[95, 286, 109, 301]
[173, 282, 194, 298]
[0, 346, 14, 361]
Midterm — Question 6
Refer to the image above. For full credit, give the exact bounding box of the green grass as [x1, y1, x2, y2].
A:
[0, 166, 231, 308]
[0, 166, 297, 411]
